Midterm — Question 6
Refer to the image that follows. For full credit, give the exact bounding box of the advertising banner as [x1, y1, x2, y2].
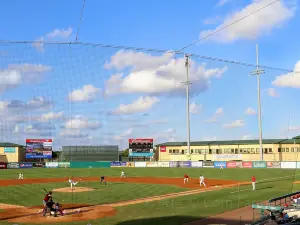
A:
[214, 161, 226, 168]
[157, 162, 169, 167]
[160, 146, 166, 152]
[134, 162, 147, 167]
[281, 162, 296, 169]
[178, 161, 191, 168]
[26, 139, 52, 159]
[226, 161, 237, 168]
[126, 162, 134, 167]
[169, 161, 180, 167]
[58, 162, 70, 168]
[267, 162, 281, 168]
[0, 162, 7, 169]
[110, 162, 127, 167]
[191, 161, 203, 168]
[242, 162, 253, 168]
[146, 162, 158, 167]
[33, 162, 45, 168]
[213, 154, 242, 160]
[4, 147, 16, 153]
[253, 161, 267, 168]
[7, 163, 19, 169]
[203, 161, 214, 168]
[19, 162, 33, 168]
[45, 162, 58, 168]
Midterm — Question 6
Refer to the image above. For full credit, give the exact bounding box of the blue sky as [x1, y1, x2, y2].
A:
[0, 0, 300, 150]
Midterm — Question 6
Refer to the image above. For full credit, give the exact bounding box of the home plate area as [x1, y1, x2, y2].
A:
[0, 203, 116, 223]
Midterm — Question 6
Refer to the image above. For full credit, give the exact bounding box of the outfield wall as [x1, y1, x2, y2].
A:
[1, 161, 300, 169]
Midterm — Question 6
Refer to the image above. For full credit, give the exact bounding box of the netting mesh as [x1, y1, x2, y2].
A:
[0, 42, 299, 160]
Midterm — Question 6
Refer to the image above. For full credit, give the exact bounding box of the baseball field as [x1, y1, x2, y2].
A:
[0, 167, 300, 225]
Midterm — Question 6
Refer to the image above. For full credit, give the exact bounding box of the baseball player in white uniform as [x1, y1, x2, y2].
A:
[199, 175, 206, 187]
[18, 173, 24, 180]
[121, 171, 125, 178]
[68, 177, 80, 189]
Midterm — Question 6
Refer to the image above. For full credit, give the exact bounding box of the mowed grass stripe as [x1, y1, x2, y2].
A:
[0, 181, 185, 206]
[2, 168, 300, 181]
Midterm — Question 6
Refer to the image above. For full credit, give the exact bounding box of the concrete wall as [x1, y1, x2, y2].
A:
[0, 147, 24, 162]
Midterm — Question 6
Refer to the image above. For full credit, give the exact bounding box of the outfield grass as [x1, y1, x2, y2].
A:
[1, 167, 300, 181]
[0, 168, 300, 225]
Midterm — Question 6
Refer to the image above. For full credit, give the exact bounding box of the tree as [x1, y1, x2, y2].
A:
[52, 151, 60, 159]
[121, 149, 129, 157]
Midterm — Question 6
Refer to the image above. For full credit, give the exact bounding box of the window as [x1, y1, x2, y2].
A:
[172, 149, 175, 154]
[264, 148, 268, 154]
[176, 149, 179, 154]
[191, 149, 194, 154]
[181, 150, 184, 154]
[286, 148, 289, 152]
[211, 149, 216, 154]
[251, 148, 255, 153]
[247, 148, 250, 153]
[291, 148, 294, 152]
[169, 150, 172, 154]
[243, 148, 247, 153]
[219, 149, 223, 154]
[297, 147, 300, 152]
[235, 148, 238, 154]
[269, 148, 272, 153]
[231, 149, 234, 153]
[239, 149, 243, 153]
[282, 148, 285, 152]
[256, 148, 260, 153]
[185, 149, 188, 154]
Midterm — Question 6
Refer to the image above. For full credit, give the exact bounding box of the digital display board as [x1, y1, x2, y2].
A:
[25, 139, 52, 159]
[128, 138, 154, 157]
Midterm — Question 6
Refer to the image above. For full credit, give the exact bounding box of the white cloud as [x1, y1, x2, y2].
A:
[203, 16, 222, 25]
[200, 0, 295, 43]
[64, 116, 101, 129]
[200, 136, 217, 141]
[267, 88, 279, 97]
[40, 112, 64, 122]
[104, 50, 227, 96]
[204, 107, 223, 123]
[287, 126, 300, 132]
[272, 61, 300, 88]
[242, 134, 253, 140]
[0, 64, 51, 93]
[190, 102, 202, 114]
[23, 123, 55, 136]
[46, 27, 73, 39]
[13, 125, 19, 133]
[112, 96, 159, 115]
[215, 107, 224, 115]
[68, 85, 101, 102]
[223, 120, 244, 128]
[217, 0, 230, 7]
[153, 128, 176, 142]
[245, 107, 257, 115]
[32, 27, 73, 52]
[60, 129, 89, 139]
[114, 128, 133, 141]
[26, 96, 53, 109]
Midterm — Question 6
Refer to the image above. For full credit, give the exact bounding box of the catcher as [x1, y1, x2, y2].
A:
[43, 198, 64, 217]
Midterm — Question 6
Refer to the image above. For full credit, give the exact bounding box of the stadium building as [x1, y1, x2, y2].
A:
[61, 145, 119, 161]
[0, 143, 25, 162]
[157, 136, 300, 162]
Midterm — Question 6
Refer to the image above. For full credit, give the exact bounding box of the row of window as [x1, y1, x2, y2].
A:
[168, 147, 300, 155]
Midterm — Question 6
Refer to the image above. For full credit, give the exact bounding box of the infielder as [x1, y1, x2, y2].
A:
[199, 175, 206, 187]
[251, 175, 256, 191]
[18, 173, 24, 180]
[121, 171, 125, 178]
[184, 174, 189, 184]
[68, 177, 80, 189]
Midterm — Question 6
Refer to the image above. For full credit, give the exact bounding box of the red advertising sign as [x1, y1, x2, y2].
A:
[226, 162, 237, 168]
[0, 162, 7, 169]
[129, 139, 153, 143]
[242, 162, 253, 168]
[160, 146, 166, 152]
[26, 139, 52, 143]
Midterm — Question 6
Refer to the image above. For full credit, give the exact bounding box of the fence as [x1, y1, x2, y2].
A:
[1, 161, 300, 169]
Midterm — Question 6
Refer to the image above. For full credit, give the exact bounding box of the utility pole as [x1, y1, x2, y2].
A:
[183, 54, 192, 155]
[250, 44, 265, 161]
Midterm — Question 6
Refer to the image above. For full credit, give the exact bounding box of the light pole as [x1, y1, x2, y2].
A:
[250, 44, 264, 161]
[183, 54, 192, 155]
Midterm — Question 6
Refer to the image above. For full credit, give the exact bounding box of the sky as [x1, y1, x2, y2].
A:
[0, 0, 300, 150]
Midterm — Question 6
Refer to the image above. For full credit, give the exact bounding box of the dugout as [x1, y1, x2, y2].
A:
[61, 145, 119, 161]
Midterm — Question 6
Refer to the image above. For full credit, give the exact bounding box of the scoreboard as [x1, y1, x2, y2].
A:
[25, 139, 52, 159]
[128, 138, 153, 157]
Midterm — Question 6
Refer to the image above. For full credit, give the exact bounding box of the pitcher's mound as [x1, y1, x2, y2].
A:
[53, 187, 95, 193]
